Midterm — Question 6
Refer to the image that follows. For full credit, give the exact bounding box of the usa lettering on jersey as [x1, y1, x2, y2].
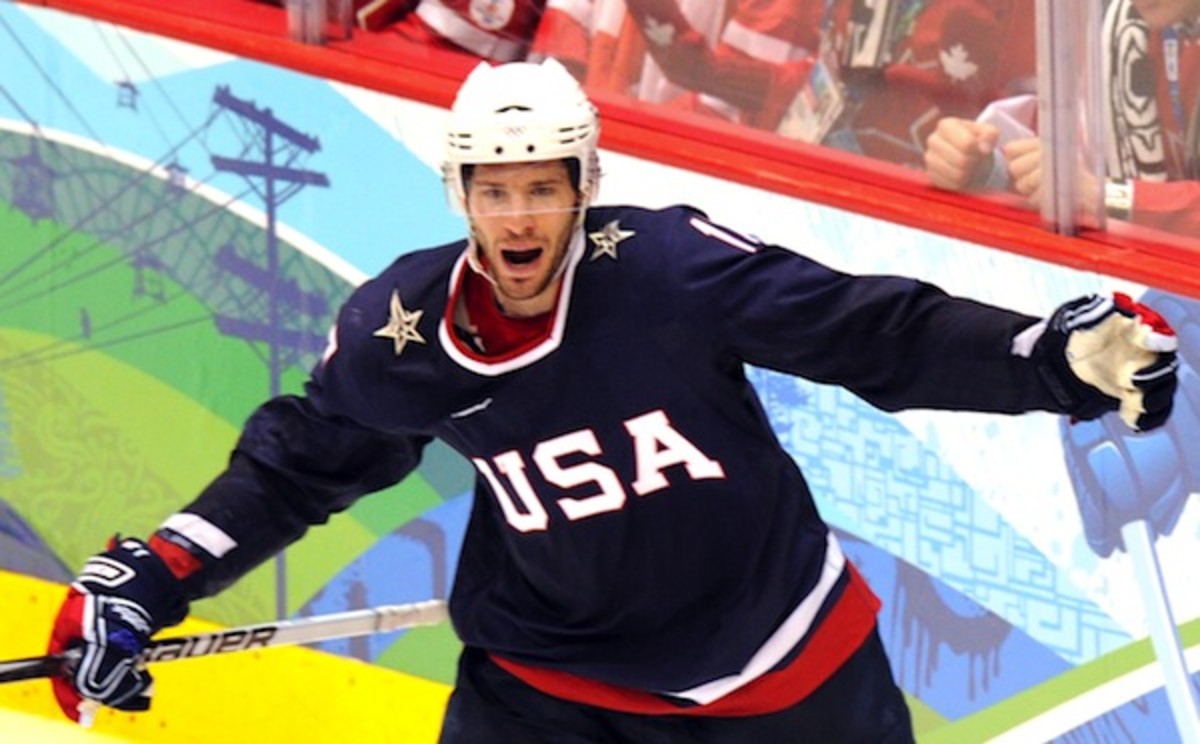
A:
[473, 408, 727, 532]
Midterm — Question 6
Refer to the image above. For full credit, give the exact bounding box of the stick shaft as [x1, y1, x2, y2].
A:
[0, 598, 448, 684]
[1122, 521, 1200, 742]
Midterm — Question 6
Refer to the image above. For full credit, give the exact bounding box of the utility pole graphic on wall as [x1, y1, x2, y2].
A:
[211, 85, 330, 621]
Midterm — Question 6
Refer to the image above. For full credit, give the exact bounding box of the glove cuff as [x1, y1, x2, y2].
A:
[75, 536, 190, 633]
[1016, 298, 1121, 420]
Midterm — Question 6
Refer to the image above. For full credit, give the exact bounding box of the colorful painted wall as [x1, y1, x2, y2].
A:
[0, 4, 1197, 742]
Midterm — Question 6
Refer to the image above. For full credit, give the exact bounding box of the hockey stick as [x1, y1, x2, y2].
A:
[0, 598, 448, 685]
[1122, 521, 1200, 741]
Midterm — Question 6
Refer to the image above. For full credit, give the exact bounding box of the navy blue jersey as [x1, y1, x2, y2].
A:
[165, 204, 1070, 698]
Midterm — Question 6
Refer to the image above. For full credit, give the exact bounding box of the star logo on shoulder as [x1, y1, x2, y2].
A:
[588, 220, 636, 261]
[374, 289, 426, 356]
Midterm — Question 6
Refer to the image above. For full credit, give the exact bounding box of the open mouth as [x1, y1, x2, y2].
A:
[502, 248, 542, 266]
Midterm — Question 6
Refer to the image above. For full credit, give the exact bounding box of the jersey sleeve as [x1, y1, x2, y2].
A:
[664, 208, 1068, 415]
[154, 287, 431, 600]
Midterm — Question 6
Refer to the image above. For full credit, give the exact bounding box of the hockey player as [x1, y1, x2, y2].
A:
[48, 59, 1178, 742]
[924, 0, 1200, 237]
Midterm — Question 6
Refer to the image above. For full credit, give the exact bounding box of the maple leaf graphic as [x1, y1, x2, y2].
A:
[643, 17, 676, 47]
[940, 44, 979, 82]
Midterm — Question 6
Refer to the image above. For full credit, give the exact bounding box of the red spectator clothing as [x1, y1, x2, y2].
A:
[529, 0, 594, 79]
[364, 0, 546, 62]
[695, 0, 824, 128]
[623, 0, 1034, 169]
[633, 1, 731, 105]
[616, 0, 807, 125]
[816, 0, 1036, 168]
[531, 0, 649, 95]
[1131, 179, 1200, 238]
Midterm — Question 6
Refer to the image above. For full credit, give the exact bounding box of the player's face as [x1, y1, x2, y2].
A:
[1130, 0, 1200, 28]
[466, 160, 580, 317]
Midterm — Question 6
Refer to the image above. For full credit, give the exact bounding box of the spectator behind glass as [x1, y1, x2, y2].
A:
[527, 0, 597, 82]
[357, 0, 547, 62]
[568, 0, 1034, 171]
[529, 0, 731, 104]
[924, 0, 1200, 239]
[535, 0, 818, 128]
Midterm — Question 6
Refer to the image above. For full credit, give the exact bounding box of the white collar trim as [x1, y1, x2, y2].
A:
[438, 229, 584, 376]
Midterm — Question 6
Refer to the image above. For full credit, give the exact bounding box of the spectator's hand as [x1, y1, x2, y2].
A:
[48, 537, 189, 722]
[1004, 136, 1105, 210]
[1002, 136, 1042, 202]
[924, 117, 1000, 191]
[1024, 294, 1179, 432]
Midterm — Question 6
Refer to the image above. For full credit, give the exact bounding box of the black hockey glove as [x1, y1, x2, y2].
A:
[48, 536, 189, 723]
[1020, 293, 1179, 431]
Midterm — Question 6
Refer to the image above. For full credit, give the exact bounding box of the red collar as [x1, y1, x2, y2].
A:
[461, 268, 555, 357]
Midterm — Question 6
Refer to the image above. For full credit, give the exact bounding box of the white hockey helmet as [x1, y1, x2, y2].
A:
[443, 58, 601, 212]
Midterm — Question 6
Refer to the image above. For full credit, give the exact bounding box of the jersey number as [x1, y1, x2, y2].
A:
[472, 409, 726, 533]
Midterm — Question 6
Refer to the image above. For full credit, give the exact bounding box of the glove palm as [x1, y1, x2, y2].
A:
[1020, 293, 1179, 431]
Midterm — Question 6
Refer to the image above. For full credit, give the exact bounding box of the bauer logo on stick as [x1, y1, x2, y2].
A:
[144, 627, 278, 662]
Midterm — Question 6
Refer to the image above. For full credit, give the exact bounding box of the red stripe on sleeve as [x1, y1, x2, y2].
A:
[148, 534, 204, 581]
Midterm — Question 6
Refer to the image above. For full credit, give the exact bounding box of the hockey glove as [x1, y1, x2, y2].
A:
[1059, 289, 1200, 556]
[48, 536, 189, 722]
[1022, 293, 1179, 431]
